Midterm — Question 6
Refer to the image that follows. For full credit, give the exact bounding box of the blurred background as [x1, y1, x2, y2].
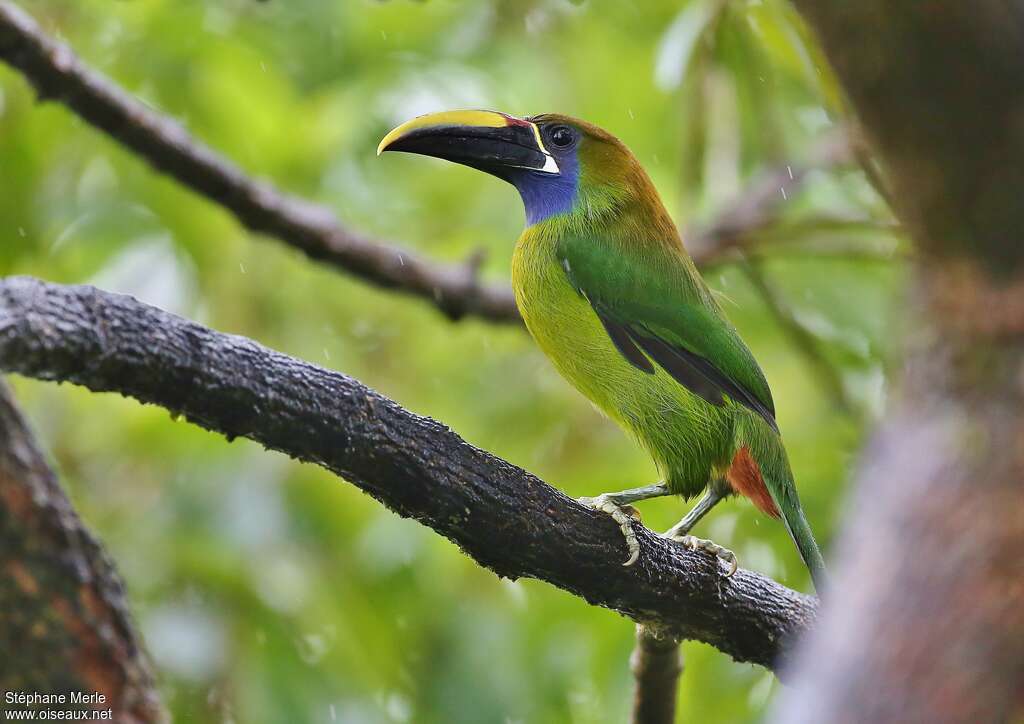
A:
[1, 1, 902, 721]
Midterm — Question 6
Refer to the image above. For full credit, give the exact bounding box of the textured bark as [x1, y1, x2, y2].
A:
[0, 382, 163, 721]
[0, 276, 817, 674]
[775, 2, 1024, 722]
[630, 626, 682, 724]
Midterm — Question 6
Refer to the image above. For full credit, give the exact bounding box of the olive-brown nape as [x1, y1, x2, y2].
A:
[527, 113, 624, 147]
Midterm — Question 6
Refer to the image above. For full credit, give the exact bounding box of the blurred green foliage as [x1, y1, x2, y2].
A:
[2, 1, 903, 721]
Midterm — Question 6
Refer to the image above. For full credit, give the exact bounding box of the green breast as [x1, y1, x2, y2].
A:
[510, 227, 733, 496]
[512, 227, 632, 423]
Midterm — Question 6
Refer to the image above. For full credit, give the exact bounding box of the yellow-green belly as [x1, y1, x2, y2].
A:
[511, 230, 734, 497]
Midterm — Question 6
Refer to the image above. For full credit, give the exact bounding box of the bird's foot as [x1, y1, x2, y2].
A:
[665, 533, 738, 577]
[578, 494, 643, 567]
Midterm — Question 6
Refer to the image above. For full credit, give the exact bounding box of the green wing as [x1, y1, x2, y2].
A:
[558, 232, 778, 433]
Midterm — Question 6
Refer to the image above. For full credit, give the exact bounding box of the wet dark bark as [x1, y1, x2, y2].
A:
[0, 276, 817, 675]
[0, 381, 163, 721]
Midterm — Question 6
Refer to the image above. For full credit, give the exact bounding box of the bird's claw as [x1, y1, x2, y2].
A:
[579, 494, 642, 566]
[665, 533, 738, 577]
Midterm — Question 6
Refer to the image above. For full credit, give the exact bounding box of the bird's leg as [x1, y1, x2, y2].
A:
[662, 484, 738, 577]
[663, 485, 727, 538]
[579, 482, 671, 567]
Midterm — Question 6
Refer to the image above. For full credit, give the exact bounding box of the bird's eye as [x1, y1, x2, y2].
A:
[548, 125, 576, 149]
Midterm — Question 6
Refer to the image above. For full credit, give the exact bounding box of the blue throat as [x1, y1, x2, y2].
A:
[510, 155, 579, 225]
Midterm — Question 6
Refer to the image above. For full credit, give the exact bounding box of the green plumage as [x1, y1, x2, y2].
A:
[379, 109, 826, 590]
[510, 117, 826, 590]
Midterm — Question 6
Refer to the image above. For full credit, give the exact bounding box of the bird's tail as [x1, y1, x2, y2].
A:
[737, 412, 828, 593]
[777, 499, 828, 593]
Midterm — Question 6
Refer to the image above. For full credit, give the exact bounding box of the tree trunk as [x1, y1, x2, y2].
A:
[0, 381, 164, 721]
[776, 2, 1024, 721]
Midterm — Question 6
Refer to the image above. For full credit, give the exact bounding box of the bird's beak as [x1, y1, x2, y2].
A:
[377, 109, 559, 175]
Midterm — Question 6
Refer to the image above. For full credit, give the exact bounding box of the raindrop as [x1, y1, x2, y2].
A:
[787, 165, 794, 180]
[17, 227, 25, 237]
[780, 187, 788, 200]
[628, 108, 635, 120]
[239, 262, 246, 274]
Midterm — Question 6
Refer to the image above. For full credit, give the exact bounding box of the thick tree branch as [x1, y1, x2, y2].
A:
[0, 1, 519, 324]
[0, 275, 816, 674]
[0, 381, 163, 721]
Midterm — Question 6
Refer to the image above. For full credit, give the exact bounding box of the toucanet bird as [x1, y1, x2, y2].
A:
[378, 110, 827, 590]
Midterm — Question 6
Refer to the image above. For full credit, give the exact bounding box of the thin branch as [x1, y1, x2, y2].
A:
[698, 215, 905, 269]
[740, 260, 851, 413]
[849, 133, 896, 210]
[0, 1, 858, 329]
[0, 1, 519, 324]
[0, 276, 817, 674]
[744, 244, 906, 266]
[0, 381, 164, 721]
[770, 213, 901, 239]
[630, 626, 682, 724]
[688, 127, 855, 266]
